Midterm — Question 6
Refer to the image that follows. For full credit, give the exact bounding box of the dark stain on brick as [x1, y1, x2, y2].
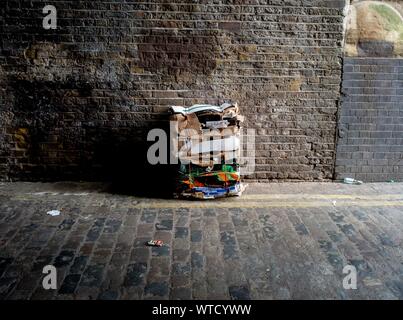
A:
[219, 21, 242, 32]
[138, 30, 219, 77]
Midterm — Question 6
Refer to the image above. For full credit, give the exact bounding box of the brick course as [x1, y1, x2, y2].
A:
[335, 57, 403, 182]
[0, 1, 345, 182]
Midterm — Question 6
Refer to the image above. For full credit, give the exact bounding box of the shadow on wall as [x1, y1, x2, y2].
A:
[6, 79, 175, 198]
[93, 125, 177, 199]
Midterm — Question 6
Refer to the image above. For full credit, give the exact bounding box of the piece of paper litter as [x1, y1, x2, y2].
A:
[47, 210, 61, 216]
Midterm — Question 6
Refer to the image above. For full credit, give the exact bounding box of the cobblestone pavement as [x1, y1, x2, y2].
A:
[0, 182, 402, 300]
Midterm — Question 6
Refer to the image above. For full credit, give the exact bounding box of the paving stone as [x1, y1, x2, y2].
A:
[0, 258, 14, 277]
[80, 264, 105, 287]
[171, 275, 190, 288]
[173, 249, 189, 262]
[348, 259, 373, 278]
[170, 287, 192, 300]
[191, 230, 202, 243]
[175, 216, 188, 227]
[326, 231, 344, 243]
[97, 290, 119, 300]
[338, 224, 357, 237]
[378, 234, 395, 247]
[155, 220, 173, 231]
[86, 227, 103, 242]
[154, 231, 172, 243]
[0, 277, 19, 299]
[59, 274, 81, 294]
[220, 231, 236, 246]
[149, 258, 170, 278]
[124, 263, 147, 287]
[191, 252, 204, 270]
[130, 248, 150, 263]
[133, 237, 150, 248]
[175, 227, 189, 239]
[31, 256, 53, 272]
[103, 219, 122, 234]
[140, 211, 157, 224]
[1, 182, 403, 300]
[144, 281, 169, 297]
[54, 250, 75, 268]
[70, 256, 89, 274]
[203, 209, 216, 217]
[151, 246, 170, 257]
[386, 280, 403, 299]
[79, 243, 94, 256]
[58, 219, 75, 231]
[229, 286, 251, 300]
[136, 224, 154, 237]
[172, 262, 191, 277]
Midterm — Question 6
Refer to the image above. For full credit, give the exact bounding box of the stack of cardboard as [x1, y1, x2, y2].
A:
[170, 103, 244, 199]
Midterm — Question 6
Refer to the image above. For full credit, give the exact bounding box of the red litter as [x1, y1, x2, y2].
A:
[147, 240, 164, 247]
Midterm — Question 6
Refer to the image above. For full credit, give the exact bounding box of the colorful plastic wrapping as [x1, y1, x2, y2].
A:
[169, 103, 244, 199]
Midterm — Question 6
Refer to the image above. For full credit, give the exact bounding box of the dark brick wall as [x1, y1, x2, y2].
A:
[335, 58, 403, 182]
[0, 0, 345, 182]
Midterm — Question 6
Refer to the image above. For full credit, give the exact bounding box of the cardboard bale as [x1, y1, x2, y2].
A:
[169, 103, 244, 199]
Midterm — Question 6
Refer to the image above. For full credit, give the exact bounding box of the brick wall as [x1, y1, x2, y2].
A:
[0, 0, 345, 183]
[335, 58, 403, 182]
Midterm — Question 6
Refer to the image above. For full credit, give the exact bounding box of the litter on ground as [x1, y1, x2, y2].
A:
[46, 210, 61, 216]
